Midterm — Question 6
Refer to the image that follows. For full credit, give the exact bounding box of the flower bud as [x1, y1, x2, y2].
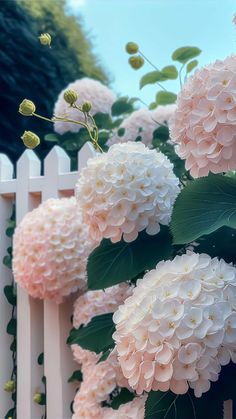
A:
[38, 33, 51, 47]
[33, 392, 42, 404]
[19, 99, 36, 116]
[125, 42, 139, 55]
[4, 380, 15, 392]
[82, 101, 92, 113]
[21, 131, 40, 149]
[128, 56, 144, 70]
[63, 89, 78, 106]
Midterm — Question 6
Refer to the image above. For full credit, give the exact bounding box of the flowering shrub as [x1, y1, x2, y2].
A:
[16, 21, 236, 419]
[13, 197, 96, 303]
[76, 142, 180, 243]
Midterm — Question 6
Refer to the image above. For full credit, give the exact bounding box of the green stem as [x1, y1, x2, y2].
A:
[179, 63, 185, 88]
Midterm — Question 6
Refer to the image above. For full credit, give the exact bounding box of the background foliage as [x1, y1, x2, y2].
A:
[0, 0, 108, 162]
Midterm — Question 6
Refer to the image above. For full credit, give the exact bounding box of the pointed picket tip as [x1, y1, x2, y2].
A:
[17, 149, 41, 177]
[78, 141, 96, 171]
[0, 154, 13, 180]
[44, 146, 70, 174]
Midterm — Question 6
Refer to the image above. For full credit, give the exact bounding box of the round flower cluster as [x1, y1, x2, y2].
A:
[72, 353, 145, 419]
[54, 78, 116, 135]
[73, 283, 134, 329]
[72, 284, 133, 368]
[76, 142, 180, 243]
[113, 251, 236, 397]
[108, 108, 157, 147]
[13, 198, 97, 303]
[108, 105, 176, 148]
[170, 55, 236, 177]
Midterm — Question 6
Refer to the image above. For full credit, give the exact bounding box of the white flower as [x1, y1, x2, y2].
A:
[113, 251, 236, 398]
[76, 142, 180, 243]
[54, 78, 116, 135]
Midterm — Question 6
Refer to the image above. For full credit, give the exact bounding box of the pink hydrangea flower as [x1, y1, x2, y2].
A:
[103, 394, 147, 419]
[113, 251, 236, 397]
[73, 283, 134, 329]
[54, 78, 116, 135]
[13, 198, 97, 303]
[108, 105, 176, 148]
[170, 56, 236, 177]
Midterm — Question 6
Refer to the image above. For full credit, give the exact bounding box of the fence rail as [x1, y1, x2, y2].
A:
[0, 143, 96, 419]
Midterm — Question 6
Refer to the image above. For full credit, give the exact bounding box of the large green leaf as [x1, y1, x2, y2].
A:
[186, 59, 198, 73]
[172, 46, 201, 64]
[140, 71, 168, 89]
[156, 91, 177, 105]
[161, 65, 178, 79]
[87, 227, 174, 290]
[67, 313, 115, 354]
[111, 388, 135, 410]
[145, 389, 222, 419]
[111, 98, 133, 116]
[196, 226, 236, 264]
[171, 175, 236, 244]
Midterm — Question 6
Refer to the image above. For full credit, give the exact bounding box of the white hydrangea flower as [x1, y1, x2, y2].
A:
[76, 142, 180, 243]
[54, 78, 116, 135]
[113, 251, 236, 397]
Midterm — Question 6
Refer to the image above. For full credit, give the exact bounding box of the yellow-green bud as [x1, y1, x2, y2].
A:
[63, 89, 78, 106]
[4, 380, 15, 392]
[19, 99, 36, 116]
[21, 131, 40, 149]
[128, 56, 144, 70]
[38, 33, 51, 47]
[126, 42, 139, 55]
[82, 101, 92, 113]
[33, 393, 42, 404]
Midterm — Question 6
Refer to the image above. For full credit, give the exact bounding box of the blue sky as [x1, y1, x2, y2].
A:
[67, 0, 236, 104]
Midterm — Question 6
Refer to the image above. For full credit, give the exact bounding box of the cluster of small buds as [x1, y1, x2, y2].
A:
[38, 33, 51, 47]
[4, 380, 15, 393]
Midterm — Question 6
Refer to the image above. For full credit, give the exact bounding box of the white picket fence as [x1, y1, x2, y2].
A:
[0, 143, 96, 419]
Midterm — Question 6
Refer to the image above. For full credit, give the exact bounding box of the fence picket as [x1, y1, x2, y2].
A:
[0, 155, 14, 418]
[16, 150, 44, 419]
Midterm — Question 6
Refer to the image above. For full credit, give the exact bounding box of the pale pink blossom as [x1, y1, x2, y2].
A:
[54, 78, 116, 135]
[170, 56, 236, 177]
[13, 198, 97, 303]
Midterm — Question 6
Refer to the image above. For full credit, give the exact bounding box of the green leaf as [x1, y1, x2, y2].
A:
[37, 352, 44, 365]
[10, 339, 16, 352]
[68, 370, 83, 382]
[140, 71, 167, 89]
[44, 133, 59, 143]
[6, 219, 16, 237]
[111, 99, 133, 116]
[87, 227, 173, 290]
[186, 59, 198, 73]
[152, 140, 186, 179]
[67, 313, 115, 354]
[4, 285, 16, 306]
[149, 102, 158, 110]
[5, 408, 15, 419]
[94, 112, 113, 129]
[3, 255, 12, 269]
[156, 91, 177, 105]
[111, 388, 135, 410]
[172, 46, 201, 64]
[98, 348, 112, 363]
[161, 65, 178, 79]
[144, 390, 222, 419]
[171, 175, 236, 244]
[153, 125, 169, 142]
[196, 226, 236, 264]
[7, 318, 16, 335]
[117, 127, 125, 137]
